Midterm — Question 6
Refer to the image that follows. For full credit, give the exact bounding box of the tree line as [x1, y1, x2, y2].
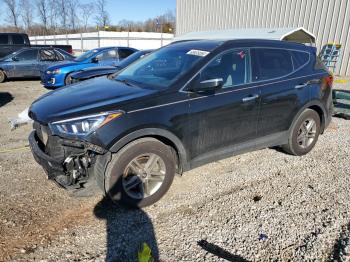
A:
[0, 0, 175, 35]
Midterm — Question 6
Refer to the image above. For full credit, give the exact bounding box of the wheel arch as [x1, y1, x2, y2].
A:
[109, 128, 189, 174]
[290, 100, 327, 134]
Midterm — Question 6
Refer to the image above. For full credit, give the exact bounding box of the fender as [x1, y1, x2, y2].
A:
[288, 100, 328, 134]
[109, 128, 190, 173]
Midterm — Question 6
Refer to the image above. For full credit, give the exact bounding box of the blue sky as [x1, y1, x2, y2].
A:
[0, 0, 176, 25]
[82, 0, 176, 24]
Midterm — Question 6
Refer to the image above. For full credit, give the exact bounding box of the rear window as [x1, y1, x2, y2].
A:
[251, 48, 293, 81]
[292, 51, 310, 69]
[12, 35, 25, 45]
[0, 35, 9, 45]
[315, 56, 328, 71]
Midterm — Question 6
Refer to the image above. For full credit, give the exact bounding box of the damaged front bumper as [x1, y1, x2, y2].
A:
[29, 130, 110, 192]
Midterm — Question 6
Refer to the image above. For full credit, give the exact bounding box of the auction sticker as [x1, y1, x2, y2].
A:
[186, 49, 210, 57]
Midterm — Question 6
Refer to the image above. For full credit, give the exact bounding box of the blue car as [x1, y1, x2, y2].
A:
[0, 47, 74, 83]
[41, 46, 138, 88]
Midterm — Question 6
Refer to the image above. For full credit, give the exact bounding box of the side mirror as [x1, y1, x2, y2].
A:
[91, 57, 99, 63]
[192, 78, 223, 92]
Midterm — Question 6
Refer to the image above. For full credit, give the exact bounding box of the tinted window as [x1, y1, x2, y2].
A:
[0, 35, 9, 45]
[96, 49, 117, 61]
[40, 49, 57, 61]
[15, 50, 38, 61]
[118, 48, 135, 59]
[200, 49, 249, 88]
[12, 35, 25, 45]
[55, 50, 65, 61]
[252, 48, 293, 81]
[292, 51, 309, 69]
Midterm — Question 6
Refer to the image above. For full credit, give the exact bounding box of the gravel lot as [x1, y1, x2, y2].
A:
[0, 79, 349, 261]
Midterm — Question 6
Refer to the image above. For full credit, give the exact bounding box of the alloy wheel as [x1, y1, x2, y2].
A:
[122, 153, 166, 200]
[297, 118, 317, 149]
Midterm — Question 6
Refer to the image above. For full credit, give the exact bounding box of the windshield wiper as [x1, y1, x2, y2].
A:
[115, 78, 134, 87]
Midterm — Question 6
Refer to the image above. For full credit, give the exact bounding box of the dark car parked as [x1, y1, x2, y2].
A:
[0, 33, 73, 59]
[28, 39, 333, 208]
[0, 47, 74, 83]
[68, 49, 154, 84]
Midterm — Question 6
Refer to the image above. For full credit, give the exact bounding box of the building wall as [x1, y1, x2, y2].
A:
[176, 0, 350, 76]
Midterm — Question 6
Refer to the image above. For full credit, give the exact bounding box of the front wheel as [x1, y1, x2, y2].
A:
[104, 138, 176, 208]
[283, 109, 321, 156]
[64, 73, 73, 85]
[0, 70, 6, 83]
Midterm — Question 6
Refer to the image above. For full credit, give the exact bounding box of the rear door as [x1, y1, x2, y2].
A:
[187, 48, 261, 161]
[251, 47, 310, 138]
[13, 49, 39, 77]
[38, 49, 59, 76]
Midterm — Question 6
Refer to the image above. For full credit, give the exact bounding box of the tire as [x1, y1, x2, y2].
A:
[64, 73, 73, 85]
[283, 109, 321, 156]
[0, 70, 6, 83]
[104, 138, 176, 208]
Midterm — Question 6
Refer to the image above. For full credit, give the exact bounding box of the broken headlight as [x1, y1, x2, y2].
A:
[49, 111, 123, 137]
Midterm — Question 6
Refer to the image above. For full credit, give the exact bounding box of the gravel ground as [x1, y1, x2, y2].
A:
[0, 79, 350, 261]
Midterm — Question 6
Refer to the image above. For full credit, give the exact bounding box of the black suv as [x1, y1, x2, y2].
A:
[29, 39, 333, 207]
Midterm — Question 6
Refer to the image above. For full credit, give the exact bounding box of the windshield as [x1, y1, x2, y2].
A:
[117, 50, 152, 69]
[74, 49, 99, 62]
[114, 45, 210, 89]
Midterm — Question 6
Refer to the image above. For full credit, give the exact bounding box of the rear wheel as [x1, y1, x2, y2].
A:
[283, 109, 321, 156]
[104, 138, 176, 208]
[0, 70, 6, 83]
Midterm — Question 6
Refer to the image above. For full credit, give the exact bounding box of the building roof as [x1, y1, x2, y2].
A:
[174, 27, 316, 44]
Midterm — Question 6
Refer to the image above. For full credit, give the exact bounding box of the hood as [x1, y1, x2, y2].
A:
[29, 77, 157, 124]
[46, 60, 80, 70]
[71, 66, 118, 80]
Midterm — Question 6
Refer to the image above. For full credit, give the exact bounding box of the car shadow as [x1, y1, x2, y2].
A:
[197, 240, 251, 261]
[0, 92, 13, 107]
[93, 183, 158, 261]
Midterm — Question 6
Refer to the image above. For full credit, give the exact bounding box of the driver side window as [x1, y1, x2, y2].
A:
[15, 49, 38, 61]
[200, 49, 249, 88]
[96, 49, 117, 61]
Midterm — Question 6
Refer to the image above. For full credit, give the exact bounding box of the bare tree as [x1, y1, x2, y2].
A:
[58, 0, 69, 30]
[3, 0, 20, 29]
[36, 0, 49, 33]
[20, 0, 34, 32]
[67, 0, 80, 31]
[94, 0, 110, 28]
[80, 2, 95, 32]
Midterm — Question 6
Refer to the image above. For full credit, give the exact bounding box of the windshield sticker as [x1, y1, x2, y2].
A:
[186, 49, 210, 57]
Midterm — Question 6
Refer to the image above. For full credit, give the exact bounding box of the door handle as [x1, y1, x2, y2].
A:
[242, 94, 259, 102]
[295, 83, 308, 89]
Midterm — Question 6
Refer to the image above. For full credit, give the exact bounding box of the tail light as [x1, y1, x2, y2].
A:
[325, 75, 333, 87]
[68, 46, 73, 54]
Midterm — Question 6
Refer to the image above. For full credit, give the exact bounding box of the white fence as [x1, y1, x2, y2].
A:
[29, 31, 174, 54]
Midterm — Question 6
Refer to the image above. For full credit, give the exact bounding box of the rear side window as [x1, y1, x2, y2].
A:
[0, 35, 9, 45]
[292, 51, 310, 69]
[40, 49, 57, 61]
[118, 48, 135, 59]
[251, 48, 293, 81]
[12, 35, 25, 45]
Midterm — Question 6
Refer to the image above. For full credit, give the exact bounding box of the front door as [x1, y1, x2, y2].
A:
[13, 49, 39, 77]
[187, 48, 261, 163]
